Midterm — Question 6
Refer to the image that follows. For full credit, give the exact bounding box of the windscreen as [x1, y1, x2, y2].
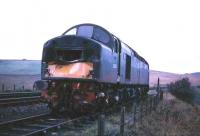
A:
[63, 24, 112, 48]
[77, 26, 93, 38]
[56, 50, 83, 62]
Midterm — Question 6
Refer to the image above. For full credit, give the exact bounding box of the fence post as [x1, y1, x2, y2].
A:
[153, 97, 156, 111]
[98, 114, 105, 136]
[145, 98, 148, 115]
[156, 95, 159, 107]
[160, 89, 163, 100]
[120, 106, 125, 136]
[157, 78, 160, 92]
[149, 97, 152, 113]
[133, 103, 136, 125]
[2, 84, 4, 91]
[140, 101, 143, 124]
[13, 84, 16, 91]
[153, 97, 155, 110]
[155, 96, 157, 108]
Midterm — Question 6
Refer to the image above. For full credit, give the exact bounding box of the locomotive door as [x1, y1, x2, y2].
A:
[114, 37, 121, 82]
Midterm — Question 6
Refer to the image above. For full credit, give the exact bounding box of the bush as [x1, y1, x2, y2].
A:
[168, 78, 195, 103]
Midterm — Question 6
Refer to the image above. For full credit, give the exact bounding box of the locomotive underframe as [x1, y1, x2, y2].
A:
[41, 79, 149, 113]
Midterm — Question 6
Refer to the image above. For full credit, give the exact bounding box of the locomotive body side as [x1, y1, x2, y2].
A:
[117, 41, 149, 87]
[118, 42, 132, 85]
[98, 42, 118, 83]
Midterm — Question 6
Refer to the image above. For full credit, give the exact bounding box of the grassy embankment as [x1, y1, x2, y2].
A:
[134, 79, 200, 136]
[133, 96, 200, 136]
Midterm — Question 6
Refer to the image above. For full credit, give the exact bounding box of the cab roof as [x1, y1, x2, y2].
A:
[62, 23, 114, 49]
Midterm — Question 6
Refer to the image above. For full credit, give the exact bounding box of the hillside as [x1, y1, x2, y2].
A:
[0, 60, 41, 90]
[0, 60, 199, 90]
[150, 70, 200, 86]
[0, 60, 40, 75]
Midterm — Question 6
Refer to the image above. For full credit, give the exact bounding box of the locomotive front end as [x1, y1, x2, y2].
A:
[35, 35, 102, 112]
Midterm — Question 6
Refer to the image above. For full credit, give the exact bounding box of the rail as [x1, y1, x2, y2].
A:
[0, 112, 50, 127]
[0, 91, 41, 99]
[0, 96, 41, 106]
[0, 112, 97, 136]
[0, 92, 42, 106]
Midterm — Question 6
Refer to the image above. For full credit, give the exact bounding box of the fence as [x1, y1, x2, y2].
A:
[96, 93, 162, 136]
[97, 78, 163, 136]
[0, 83, 34, 92]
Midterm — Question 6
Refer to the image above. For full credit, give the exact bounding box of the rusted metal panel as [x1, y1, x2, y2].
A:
[84, 92, 96, 102]
[46, 62, 93, 78]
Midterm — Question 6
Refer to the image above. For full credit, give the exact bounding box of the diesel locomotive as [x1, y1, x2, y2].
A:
[35, 23, 149, 112]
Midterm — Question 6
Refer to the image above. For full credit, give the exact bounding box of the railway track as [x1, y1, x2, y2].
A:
[0, 99, 125, 136]
[0, 92, 42, 106]
[0, 92, 157, 135]
[0, 92, 41, 99]
[0, 99, 147, 136]
[0, 111, 97, 136]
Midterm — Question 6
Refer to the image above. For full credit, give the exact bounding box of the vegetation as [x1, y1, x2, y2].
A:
[134, 99, 200, 136]
[168, 78, 195, 103]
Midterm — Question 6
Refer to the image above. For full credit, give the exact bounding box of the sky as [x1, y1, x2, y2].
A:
[0, 0, 200, 74]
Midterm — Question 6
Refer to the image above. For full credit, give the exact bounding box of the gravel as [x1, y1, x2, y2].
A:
[0, 103, 49, 122]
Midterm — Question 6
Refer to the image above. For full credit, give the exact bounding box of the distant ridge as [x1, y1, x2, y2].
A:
[0, 60, 40, 75]
[150, 70, 200, 86]
[186, 72, 200, 77]
[150, 70, 181, 75]
[0, 59, 40, 61]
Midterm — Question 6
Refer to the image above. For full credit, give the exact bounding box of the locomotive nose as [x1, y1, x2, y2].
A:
[41, 36, 100, 80]
[42, 36, 99, 63]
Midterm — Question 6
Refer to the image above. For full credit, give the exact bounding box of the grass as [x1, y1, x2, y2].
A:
[133, 98, 200, 136]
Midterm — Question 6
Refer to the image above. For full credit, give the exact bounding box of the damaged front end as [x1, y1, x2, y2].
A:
[41, 36, 100, 81]
[45, 62, 93, 79]
[36, 36, 100, 111]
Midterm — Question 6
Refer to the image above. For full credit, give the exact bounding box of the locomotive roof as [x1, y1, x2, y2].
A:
[62, 23, 114, 49]
[62, 23, 148, 66]
[119, 40, 149, 66]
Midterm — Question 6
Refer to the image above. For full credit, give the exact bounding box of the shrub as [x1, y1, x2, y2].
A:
[168, 78, 195, 103]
